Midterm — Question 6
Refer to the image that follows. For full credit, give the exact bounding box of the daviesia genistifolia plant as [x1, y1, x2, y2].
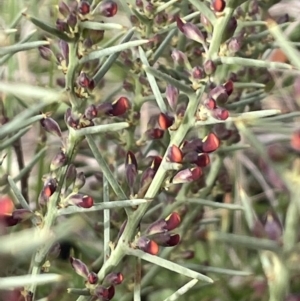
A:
[2, 0, 300, 300]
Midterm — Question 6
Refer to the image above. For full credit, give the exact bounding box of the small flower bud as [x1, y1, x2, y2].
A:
[87, 272, 98, 284]
[99, 0, 118, 17]
[146, 219, 168, 235]
[158, 113, 174, 130]
[166, 85, 179, 110]
[77, 72, 91, 88]
[38, 46, 54, 61]
[78, 0, 90, 15]
[104, 272, 124, 285]
[263, 211, 282, 241]
[136, 237, 159, 255]
[70, 257, 89, 279]
[12, 209, 33, 222]
[96, 103, 114, 115]
[67, 13, 77, 29]
[202, 133, 220, 153]
[171, 49, 187, 67]
[50, 150, 67, 171]
[40, 117, 62, 138]
[49, 242, 61, 259]
[213, 124, 232, 140]
[65, 164, 77, 189]
[291, 130, 300, 151]
[56, 19, 68, 32]
[125, 151, 138, 194]
[191, 66, 205, 80]
[211, 0, 226, 12]
[181, 138, 203, 154]
[228, 37, 241, 54]
[165, 212, 181, 231]
[144, 128, 164, 140]
[172, 167, 202, 184]
[108, 97, 130, 116]
[209, 86, 228, 105]
[151, 233, 180, 247]
[212, 107, 229, 120]
[84, 104, 98, 120]
[0, 196, 14, 216]
[139, 167, 155, 191]
[203, 59, 216, 75]
[203, 98, 217, 110]
[58, 1, 70, 17]
[0, 215, 20, 227]
[39, 178, 57, 205]
[223, 80, 234, 96]
[167, 145, 183, 163]
[68, 194, 94, 208]
[59, 39, 69, 64]
[177, 17, 206, 44]
[200, 14, 213, 33]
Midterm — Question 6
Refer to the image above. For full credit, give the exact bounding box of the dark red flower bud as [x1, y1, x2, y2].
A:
[176, 17, 206, 44]
[74, 172, 86, 191]
[67, 13, 77, 28]
[291, 130, 300, 151]
[104, 272, 124, 285]
[0, 196, 14, 216]
[70, 257, 89, 279]
[191, 66, 205, 80]
[136, 237, 159, 255]
[140, 167, 155, 190]
[151, 233, 180, 247]
[223, 80, 234, 96]
[158, 113, 174, 130]
[94, 286, 110, 300]
[12, 209, 33, 221]
[99, 0, 118, 17]
[202, 133, 220, 152]
[195, 153, 210, 167]
[145, 128, 164, 140]
[78, 0, 90, 15]
[108, 97, 130, 116]
[172, 167, 202, 184]
[58, 1, 70, 17]
[181, 138, 203, 153]
[146, 219, 168, 235]
[165, 212, 181, 231]
[211, 0, 226, 12]
[213, 124, 232, 140]
[77, 72, 91, 88]
[228, 37, 241, 54]
[167, 145, 183, 163]
[58, 39, 69, 64]
[0, 215, 20, 227]
[166, 85, 179, 110]
[96, 103, 114, 115]
[151, 156, 162, 171]
[50, 150, 67, 171]
[87, 272, 98, 284]
[136, 0, 143, 7]
[203, 60, 216, 75]
[203, 98, 216, 110]
[38, 46, 54, 61]
[56, 19, 68, 32]
[40, 117, 62, 138]
[67, 194, 93, 208]
[125, 151, 138, 194]
[65, 164, 77, 189]
[39, 178, 57, 205]
[212, 107, 229, 120]
[209, 86, 228, 105]
[263, 211, 282, 241]
[107, 286, 115, 300]
[171, 49, 187, 66]
[84, 104, 98, 120]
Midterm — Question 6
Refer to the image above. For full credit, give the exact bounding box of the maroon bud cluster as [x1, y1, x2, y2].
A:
[70, 257, 122, 301]
[135, 212, 181, 255]
[0, 209, 33, 227]
[99, 0, 118, 17]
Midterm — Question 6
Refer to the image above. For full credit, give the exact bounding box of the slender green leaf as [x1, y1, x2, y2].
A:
[80, 39, 149, 64]
[0, 41, 49, 55]
[93, 28, 135, 85]
[126, 248, 214, 283]
[0, 127, 30, 151]
[103, 177, 110, 262]
[163, 279, 199, 301]
[188, 0, 216, 23]
[0, 274, 64, 289]
[139, 47, 167, 112]
[24, 14, 73, 42]
[143, 66, 193, 94]
[80, 21, 124, 30]
[185, 198, 244, 210]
